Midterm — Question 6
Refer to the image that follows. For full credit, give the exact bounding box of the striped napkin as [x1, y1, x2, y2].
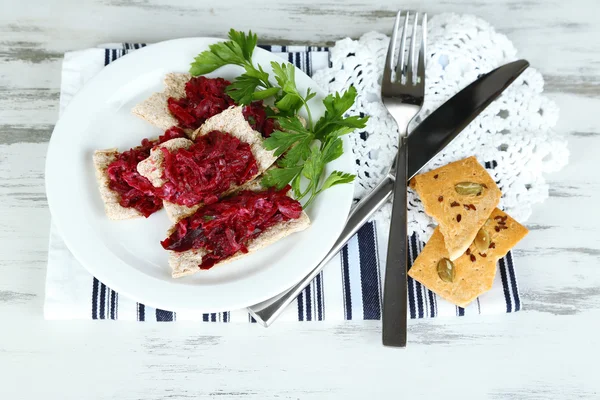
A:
[44, 43, 521, 322]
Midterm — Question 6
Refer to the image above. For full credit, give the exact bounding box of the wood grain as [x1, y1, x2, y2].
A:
[1, 0, 600, 398]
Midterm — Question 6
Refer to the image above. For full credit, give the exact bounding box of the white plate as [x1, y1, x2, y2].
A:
[45, 38, 353, 313]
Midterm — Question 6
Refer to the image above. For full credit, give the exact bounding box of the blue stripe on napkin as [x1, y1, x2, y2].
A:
[137, 303, 145, 321]
[156, 309, 175, 322]
[340, 244, 353, 320]
[358, 222, 381, 320]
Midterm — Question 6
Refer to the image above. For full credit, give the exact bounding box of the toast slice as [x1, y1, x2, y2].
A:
[131, 72, 191, 133]
[168, 209, 311, 278]
[93, 149, 144, 220]
[408, 208, 528, 307]
[137, 106, 277, 222]
[411, 156, 502, 260]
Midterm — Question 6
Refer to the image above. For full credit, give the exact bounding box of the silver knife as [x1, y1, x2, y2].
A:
[248, 59, 530, 327]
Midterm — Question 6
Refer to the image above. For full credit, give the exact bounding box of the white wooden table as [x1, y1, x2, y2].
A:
[2, 1, 599, 398]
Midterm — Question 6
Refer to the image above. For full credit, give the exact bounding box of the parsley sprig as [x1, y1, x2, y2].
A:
[190, 29, 314, 124]
[263, 86, 367, 207]
[190, 29, 368, 208]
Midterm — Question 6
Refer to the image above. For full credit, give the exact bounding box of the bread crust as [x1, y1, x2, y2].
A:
[92, 149, 144, 220]
[131, 72, 191, 134]
[169, 211, 311, 278]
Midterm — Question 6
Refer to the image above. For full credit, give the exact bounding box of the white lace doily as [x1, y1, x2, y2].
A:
[312, 13, 568, 241]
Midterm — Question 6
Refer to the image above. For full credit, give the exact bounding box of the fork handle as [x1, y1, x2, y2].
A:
[382, 136, 408, 347]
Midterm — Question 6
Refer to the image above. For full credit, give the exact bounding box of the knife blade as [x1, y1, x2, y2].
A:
[408, 59, 530, 177]
[247, 59, 530, 327]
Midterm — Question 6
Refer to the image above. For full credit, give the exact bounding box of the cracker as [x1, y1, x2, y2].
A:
[408, 208, 528, 307]
[93, 149, 143, 220]
[411, 156, 502, 260]
[169, 211, 311, 278]
[131, 72, 191, 133]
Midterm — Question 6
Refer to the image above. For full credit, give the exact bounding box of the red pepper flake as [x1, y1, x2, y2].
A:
[501, 225, 509, 230]
[498, 221, 506, 225]
[470, 254, 476, 262]
[466, 248, 471, 255]
[434, 174, 439, 179]
[478, 253, 487, 258]
[494, 215, 503, 221]
[438, 195, 444, 202]
[450, 201, 460, 207]
[469, 204, 477, 210]
[464, 204, 470, 211]
[495, 226, 501, 232]
[489, 242, 496, 249]
[481, 183, 488, 189]
[457, 214, 462, 222]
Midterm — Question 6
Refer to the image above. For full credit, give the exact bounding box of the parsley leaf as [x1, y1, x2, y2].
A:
[226, 73, 264, 104]
[305, 88, 317, 102]
[302, 146, 324, 182]
[228, 29, 258, 60]
[278, 135, 313, 168]
[263, 116, 313, 157]
[322, 85, 357, 118]
[313, 86, 368, 141]
[261, 166, 303, 190]
[271, 61, 313, 123]
[320, 171, 356, 191]
[271, 61, 297, 93]
[226, 63, 272, 104]
[321, 137, 344, 163]
[190, 29, 258, 75]
[189, 50, 229, 76]
[276, 94, 304, 116]
[190, 29, 273, 105]
[252, 87, 280, 100]
[291, 173, 303, 198]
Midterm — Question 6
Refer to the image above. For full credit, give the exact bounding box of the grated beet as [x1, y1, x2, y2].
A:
[106, 127, 185, 217]
[156, 131, 259, 207]
[167, 76, 235, 130]
[161, 186, 302, 269]
[242, 101, 277, 138]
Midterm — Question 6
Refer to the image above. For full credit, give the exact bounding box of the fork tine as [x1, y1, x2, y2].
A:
[396, 11, 409, 82]
[383, 11, 402, 83]
[406, 12, 419, 84]
[417, 13, 427, 85]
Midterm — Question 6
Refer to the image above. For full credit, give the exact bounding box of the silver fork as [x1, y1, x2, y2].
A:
[381, 10, 426, 347]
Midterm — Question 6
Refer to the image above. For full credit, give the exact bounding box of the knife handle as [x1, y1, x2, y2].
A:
[248, 175, 396, 326]
[382, 137, 408, 347]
